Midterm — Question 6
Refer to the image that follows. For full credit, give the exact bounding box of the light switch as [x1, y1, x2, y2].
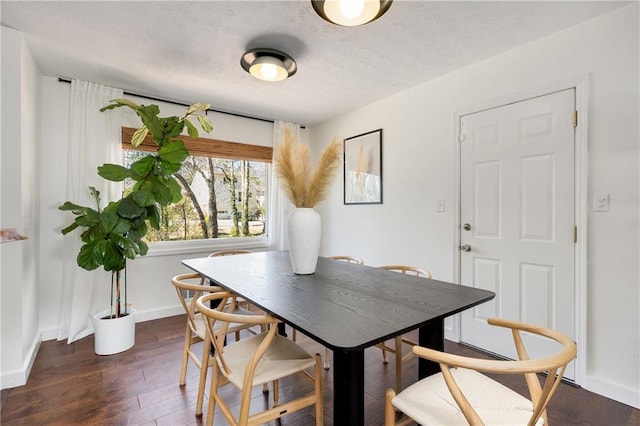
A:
[436, 199, 445, 213]
[594, 193, 609, 212]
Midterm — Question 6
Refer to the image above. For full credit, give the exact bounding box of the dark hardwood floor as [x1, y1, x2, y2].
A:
[2, 314, 638, 425]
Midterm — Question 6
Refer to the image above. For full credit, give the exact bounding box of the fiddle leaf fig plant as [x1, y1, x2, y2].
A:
[59, 186, 143, 272]
[59, 99, 213, 318]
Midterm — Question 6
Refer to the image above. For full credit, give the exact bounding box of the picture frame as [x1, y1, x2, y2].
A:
[344, 129, 383, 205]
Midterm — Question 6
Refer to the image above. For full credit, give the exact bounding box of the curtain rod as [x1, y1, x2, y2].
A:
[57, 77, 290, 126]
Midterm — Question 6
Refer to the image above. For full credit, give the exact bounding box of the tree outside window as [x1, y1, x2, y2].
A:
[123, 150, 266, 242]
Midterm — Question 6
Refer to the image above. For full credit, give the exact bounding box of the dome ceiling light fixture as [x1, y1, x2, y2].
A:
[240, 48, 297, 82]
[311, 0, 392, 26]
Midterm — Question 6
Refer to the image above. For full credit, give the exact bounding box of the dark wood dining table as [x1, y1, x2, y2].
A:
[182, 250, 495, 426]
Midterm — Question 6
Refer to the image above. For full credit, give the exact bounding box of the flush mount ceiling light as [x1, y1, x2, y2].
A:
[312, 0, 392, 26]
[241, 48, 297, 82]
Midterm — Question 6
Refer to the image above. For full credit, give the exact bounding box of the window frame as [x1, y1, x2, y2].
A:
[120, 127, 272, 256]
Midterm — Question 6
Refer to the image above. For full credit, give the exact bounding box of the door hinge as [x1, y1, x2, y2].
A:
[573, 110, 578, 127]
[574, 226, 578, 243]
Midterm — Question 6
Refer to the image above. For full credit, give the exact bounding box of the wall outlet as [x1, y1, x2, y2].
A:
[594, 193, 609, 212]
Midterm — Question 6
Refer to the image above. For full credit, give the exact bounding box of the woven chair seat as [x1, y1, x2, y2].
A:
[392, 367, 543, 426]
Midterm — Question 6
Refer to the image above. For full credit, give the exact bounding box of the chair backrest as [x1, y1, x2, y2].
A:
[412, 317, 577, 425]
[329, 255, 364, 265]
[171, 273, 220, 336]
[209, 249, 252, 257]
[195, 292, 278, 381]
[378, 264, 432, 279]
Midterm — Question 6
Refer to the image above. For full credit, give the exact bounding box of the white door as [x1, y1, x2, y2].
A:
[459, 89, 576, 380]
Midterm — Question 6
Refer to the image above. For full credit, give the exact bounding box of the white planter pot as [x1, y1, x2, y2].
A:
[287, 207, 321, 275]
[93, 307, 136, 355]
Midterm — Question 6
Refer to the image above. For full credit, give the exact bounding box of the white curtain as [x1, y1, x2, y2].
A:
[57, 80, 123, 343]
[267, 121, 301, 250]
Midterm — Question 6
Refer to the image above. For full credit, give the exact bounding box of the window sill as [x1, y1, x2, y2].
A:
[145, 236, 269, 257]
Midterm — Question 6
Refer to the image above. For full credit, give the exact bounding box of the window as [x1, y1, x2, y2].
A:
[121, 127, 272, 243]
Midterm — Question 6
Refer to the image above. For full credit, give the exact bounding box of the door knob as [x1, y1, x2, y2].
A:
[463, 223, 471, 231]
[460, 244, 471, 252]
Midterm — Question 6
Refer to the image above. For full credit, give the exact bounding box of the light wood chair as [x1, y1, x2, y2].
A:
[171, 273, 261, 417]
[385, 317, 577, 426]
[378, 264, 431, 278]
[376, 265, 432, 391]
[292, 254, 365, 369]
[328, 255, 364, 265]
[196, 291, 324, 426]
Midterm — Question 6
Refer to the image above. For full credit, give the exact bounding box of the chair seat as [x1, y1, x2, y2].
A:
[222, 332, 316, 388]
[192, 306, 256, 339]
[391, 367, 543, 426]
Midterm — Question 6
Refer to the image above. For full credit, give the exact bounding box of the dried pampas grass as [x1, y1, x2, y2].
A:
[275, 128, 342, 208]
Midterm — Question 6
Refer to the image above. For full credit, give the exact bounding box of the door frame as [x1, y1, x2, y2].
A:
[450, 75, 589, 386]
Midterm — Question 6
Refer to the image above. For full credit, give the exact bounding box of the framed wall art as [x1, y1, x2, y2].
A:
[343, 129, 382, 205]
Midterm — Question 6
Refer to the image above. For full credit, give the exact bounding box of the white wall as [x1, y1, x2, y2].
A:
[37, 77, 278, 339]
[2, 4, 637, 407]
[1, 27, 41, 388]
[312, 4, 639, 408]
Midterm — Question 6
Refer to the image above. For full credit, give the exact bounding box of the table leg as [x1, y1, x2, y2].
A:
[418, 318, 444, 378]
[333, 348, 364, 426]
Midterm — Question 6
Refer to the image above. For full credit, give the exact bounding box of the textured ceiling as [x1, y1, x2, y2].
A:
[1, 1, 628, 126]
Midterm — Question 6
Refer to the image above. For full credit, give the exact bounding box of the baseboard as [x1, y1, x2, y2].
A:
[24, 308, 640, 411]
[40, 326, 60, 342]
[134, 305, 184, 323]
[1, 331, 41, 390]
[40, 304, 184, 343]
[7, 307, 183, 389]
[583, 374, 640, 409]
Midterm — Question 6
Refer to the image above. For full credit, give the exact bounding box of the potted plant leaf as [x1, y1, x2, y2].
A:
[59, 99, 213, 355]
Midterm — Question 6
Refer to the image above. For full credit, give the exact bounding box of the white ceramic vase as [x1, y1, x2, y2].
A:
[287, 207, 321, 275]
[93, 307, 136, 355]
